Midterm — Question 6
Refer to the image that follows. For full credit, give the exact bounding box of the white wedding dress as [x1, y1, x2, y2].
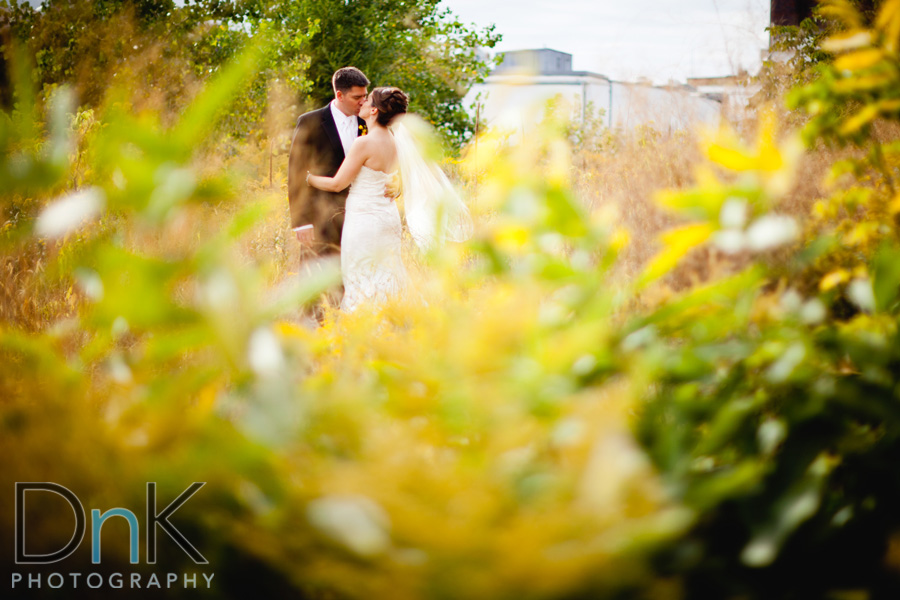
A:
[340, 165, 408, 312]
[339, 117, 474, 313]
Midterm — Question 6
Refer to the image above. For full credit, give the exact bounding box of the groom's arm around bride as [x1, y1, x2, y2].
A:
[287, 67, 369, 256]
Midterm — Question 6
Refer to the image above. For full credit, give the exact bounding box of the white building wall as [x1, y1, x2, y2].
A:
[609, 83, 721, 131]
[690, 83, 760, 124]
[465, 75, 721, 134]
[467, 75, 612, 133]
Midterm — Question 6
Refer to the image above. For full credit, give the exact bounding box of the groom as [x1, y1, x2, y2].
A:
[288, 66, 369, 256]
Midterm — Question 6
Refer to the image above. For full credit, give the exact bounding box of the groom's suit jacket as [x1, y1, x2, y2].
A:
[288, 104, 367, 255]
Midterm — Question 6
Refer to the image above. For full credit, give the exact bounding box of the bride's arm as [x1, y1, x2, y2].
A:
[307, 139, 368, 193]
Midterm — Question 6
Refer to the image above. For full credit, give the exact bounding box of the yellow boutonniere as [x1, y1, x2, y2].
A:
[359, 123, 367, 136]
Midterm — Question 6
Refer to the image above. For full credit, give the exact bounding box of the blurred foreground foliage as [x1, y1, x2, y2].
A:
[4, 1, 900, 599]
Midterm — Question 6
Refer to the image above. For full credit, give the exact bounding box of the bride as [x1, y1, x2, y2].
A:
[307, 86, 472, 313]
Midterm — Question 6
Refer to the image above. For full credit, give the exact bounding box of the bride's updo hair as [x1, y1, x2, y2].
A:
[372, 87, 409, 126]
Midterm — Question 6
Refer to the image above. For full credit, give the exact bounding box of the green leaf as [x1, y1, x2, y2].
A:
[872, 243, 900, 312]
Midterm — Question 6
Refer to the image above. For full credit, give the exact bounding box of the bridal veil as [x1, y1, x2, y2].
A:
[391, 115, 473, 251]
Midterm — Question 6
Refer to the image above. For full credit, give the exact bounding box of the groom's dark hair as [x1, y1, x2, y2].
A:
[332, 67, 369, 93]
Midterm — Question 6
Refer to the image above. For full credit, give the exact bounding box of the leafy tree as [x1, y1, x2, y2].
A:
[1, 0, 180, 105]
[3, 0, 499, 147]
[1, 0, 313, 139]
[250, 0, 501, 148]
[758, 0, 885, 105]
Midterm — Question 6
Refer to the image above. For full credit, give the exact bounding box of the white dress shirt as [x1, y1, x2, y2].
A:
[330, 100, 359, 156]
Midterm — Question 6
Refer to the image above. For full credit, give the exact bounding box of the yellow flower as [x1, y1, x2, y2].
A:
[820, 269, 851, 291]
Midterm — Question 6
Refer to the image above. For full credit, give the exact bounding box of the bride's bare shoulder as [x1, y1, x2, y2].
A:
[355, 132, 382, 150]
[366, 131, 397, 151]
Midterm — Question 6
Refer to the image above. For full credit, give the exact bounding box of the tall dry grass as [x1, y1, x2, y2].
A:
[566, 91, 882, 295]
[574, 127, 703, 283]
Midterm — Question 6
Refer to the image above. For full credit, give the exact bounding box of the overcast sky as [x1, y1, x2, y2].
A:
[439, 0, 771, 83]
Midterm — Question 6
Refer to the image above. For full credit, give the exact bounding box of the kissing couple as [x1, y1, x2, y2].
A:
[288, 67, 472, 314]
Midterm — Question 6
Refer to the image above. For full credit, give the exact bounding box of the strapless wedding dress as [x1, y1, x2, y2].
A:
[340, 166, 409, 312]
